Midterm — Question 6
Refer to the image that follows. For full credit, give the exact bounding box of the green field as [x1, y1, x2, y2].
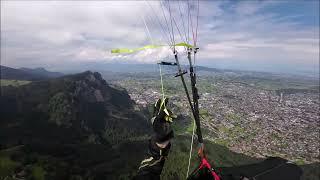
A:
[0, 79, 31, 87]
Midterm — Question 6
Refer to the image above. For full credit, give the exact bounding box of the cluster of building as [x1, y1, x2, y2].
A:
[200, 82, 319, 163]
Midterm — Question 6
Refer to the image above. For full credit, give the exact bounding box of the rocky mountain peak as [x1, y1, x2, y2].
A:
[0, 71, 148, 146]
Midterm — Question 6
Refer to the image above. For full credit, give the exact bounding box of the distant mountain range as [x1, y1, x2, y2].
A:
[56, 62, 234, 74]
[0, 65, 64, 80]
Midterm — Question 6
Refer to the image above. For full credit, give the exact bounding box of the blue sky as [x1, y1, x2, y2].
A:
[263, 1, 319, 26]
[1, 1, 319, 75]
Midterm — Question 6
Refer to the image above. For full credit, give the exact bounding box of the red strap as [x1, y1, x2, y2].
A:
[198, 158, 221, 180]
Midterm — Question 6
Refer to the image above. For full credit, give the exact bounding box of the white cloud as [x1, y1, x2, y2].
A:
[1, 1, 319, 74]
[234, 1, 275, 16]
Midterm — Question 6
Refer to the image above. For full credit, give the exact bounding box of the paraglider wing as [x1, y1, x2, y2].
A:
[174, 42, 193, 48]
[111, 43, 193, 54]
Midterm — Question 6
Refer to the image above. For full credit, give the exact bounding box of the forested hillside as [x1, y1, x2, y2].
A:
[0, 71, 151, 179]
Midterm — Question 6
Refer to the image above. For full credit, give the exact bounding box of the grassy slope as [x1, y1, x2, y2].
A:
[0, 148, 21, 179]
[1, 135, 318, 180]
[161, 135, 260, 180]
[0, 136, 260, 180]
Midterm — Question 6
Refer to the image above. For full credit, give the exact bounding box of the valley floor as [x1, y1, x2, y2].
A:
[112, 72, 319, 165]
